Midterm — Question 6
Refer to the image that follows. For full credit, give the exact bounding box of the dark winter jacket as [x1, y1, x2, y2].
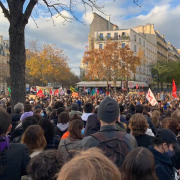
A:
[84, 114, 100, 137]
[148, 146, 174, 180]
[135, 134, 154, 148]
[0, 143, 30, 180]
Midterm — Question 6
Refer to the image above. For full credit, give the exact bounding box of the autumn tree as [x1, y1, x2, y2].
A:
[83, 40, 144, 93]
[0, 0, 119, 111]
[26, 42, 71, 87]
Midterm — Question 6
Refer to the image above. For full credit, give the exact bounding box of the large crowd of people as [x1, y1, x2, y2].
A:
[0, 91, 180, 180]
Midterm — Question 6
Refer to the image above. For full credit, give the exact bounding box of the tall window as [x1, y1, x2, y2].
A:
[100, 33, 103, 38]
[122, 32, 126, 36]
[107, 33, 111, 39]
[99, 44, 103, 49]
[143, 41, 145, 47]
[134, 35, 136, 41]
[114, 33, 118, 39]
[139, 38, 141, 44]
[122, 43, 126, 48]
[134, 45, 136, 52]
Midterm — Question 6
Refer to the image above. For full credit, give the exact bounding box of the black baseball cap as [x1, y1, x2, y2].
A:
[156, 129, 180, 151]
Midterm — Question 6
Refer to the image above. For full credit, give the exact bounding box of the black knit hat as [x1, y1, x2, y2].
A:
[98, 97, 119, 123]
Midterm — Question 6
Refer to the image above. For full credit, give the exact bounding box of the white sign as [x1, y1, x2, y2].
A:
[146, 88, 158, 106]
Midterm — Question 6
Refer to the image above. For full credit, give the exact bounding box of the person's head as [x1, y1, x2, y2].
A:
[24, 104, 32, 112]
[27, 150, 64, 180]
[58, 112, 70, 124]
[122, 147, 158, 180]
[135, 105, 144, 114]
[129, 104, 135, 112]
[6, 106, 11, 115]
[57, 107, 65, 116]
[39, 118, 55, 143]
[144, 105, 150, 112]
[0, 108, 12, 136]
[98, 97, 120, 126]
[21, 125, 47, 154]
[161, 118, 180, 136]
[152, 110, 160, 117]
[84, 103, 94, 113]
[119, 104, 124, 113]
[68, 120, 83, 140]
[33, 108, 42, 116]
[126, 113, 132, 122]
[57, 148, 121, 180]
[70, 114, 82, 121]
[151, 114, 159, 128]
[71, 103, 79, 111]
[94, 105, 99, 114]
[14, 102, 24, 114]
[171, 110, 180, 123]
[53, 101, 64, 110]
[151, 129, 180, 155]
[129, 114, 148, 137]
[22, 116, 39, 131]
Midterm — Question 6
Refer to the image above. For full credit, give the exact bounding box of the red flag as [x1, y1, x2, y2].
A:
[172, 79, 177, 98]
[36, 89, 44, 98]
[49, 88, 52, 95]
[97, 89, 99, 94]
[54, 89, 59, 96]
[84, 87, 85, 91]
[136, 84, 139, 89]
[106, 91, 109, 95]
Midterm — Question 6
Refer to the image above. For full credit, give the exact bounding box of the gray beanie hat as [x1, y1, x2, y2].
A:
[71, 103, 79, 111]
[98, 97, 119, 123]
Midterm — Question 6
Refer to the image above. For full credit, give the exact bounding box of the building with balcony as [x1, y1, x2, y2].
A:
[167, 42, 180, 62]
[0, 35, 9, 93]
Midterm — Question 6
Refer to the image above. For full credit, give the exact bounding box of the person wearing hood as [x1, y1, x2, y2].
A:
[69, 103, 82, 118]
[81, 103, 94, 128]
[20, 104, 33, 122]
[84, 114, 100, 137]
[149, 129, 180, 180]
[55, 112, 70, 138]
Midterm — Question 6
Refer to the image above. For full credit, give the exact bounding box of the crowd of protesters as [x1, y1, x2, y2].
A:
[0, 91, 180, 180]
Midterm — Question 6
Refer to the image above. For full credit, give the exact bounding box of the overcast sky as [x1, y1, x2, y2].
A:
[0, 0, 179, 76]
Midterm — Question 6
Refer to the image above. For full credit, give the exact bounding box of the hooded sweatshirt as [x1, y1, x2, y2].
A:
[20, 111, 33, 121]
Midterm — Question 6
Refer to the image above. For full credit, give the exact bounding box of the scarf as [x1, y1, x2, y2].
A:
[0, 136, 10, 153]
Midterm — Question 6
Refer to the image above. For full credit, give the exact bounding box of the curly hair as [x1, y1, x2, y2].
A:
[129, 114, 148, 137]
[161, 117, 180, 136]
[27, 150, 64, 180]
[151, 114, 159, 128]
[21, 125, 47, 154]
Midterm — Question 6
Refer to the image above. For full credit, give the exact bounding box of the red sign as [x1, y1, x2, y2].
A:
[136, 84, 139, 89]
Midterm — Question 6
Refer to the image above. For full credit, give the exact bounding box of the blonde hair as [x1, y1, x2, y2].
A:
[57, 148, 121, 180]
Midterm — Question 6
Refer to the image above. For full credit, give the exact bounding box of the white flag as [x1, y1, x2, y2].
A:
[146, 88, 158, 106]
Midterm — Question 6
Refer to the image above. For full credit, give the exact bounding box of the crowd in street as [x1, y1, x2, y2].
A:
[1, 91, 180, 180]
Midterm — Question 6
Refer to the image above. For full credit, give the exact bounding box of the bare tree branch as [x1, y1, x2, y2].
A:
[31, 15, 39, 28]
[23, 0, 38, 25]
[0, 0, 10, 21]
[133, 0, 141, 7]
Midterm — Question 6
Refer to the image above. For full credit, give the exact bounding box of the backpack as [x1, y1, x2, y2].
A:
[91, 131, 129, 168]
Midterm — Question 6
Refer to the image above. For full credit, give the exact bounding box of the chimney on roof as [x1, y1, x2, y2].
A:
[113, 24, 118, 30]
[156, 31, 159, 34]
[161, 35, 165, 39]
[107, 16, 110, 30]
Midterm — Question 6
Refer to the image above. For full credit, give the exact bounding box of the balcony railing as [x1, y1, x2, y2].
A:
[95, 36, 130, 41]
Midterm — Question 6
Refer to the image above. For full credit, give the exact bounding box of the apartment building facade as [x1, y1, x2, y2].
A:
[0, 35, 9, 93]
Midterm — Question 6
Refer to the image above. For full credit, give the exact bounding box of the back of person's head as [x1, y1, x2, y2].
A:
[122, 147, 158, 180]
[68, 120, 83, 140]
[129, 104, 135, 112]
[94, 105, 99, 114]
[39, 118, 55, 143]
[135, 105, 144, 114]
[152, 110, 160, 117]
[33, 108, 41, 116]
[58, 112, 70, 124]
[57, 107, 65, 116]
[14, 102, 24, 113]
[27, 150, 64, 180]
[84, 103, 93, 113]
[126, 113, 132, 121]
[119, 104, 124, 113]
[144, 105, 150, 112]
[21, 125, 47, 154]
[24, 104, 32, 112]
[161, 117, 180, 136]
[129, 114, 148, 137]
[70, 114, 82, 121]
[0, 108, 11, 136]
[71, 103, 79, 111]
[171, 110, 180, 123]
[151, 114, 159, 128]
[165, 110, 172, 117]
[22, 116, 39, 131]
[53, 101, 64, 110]
[57, 148, 121, 180]
[98, 97, 119, 124]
